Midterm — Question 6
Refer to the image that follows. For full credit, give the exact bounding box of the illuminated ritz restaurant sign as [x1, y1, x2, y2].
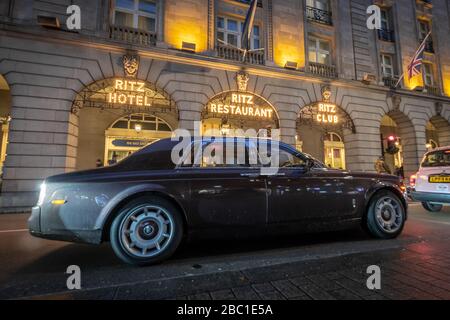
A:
[208, 93, 274, 119]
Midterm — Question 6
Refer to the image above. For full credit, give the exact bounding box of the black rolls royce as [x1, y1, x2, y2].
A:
[29, 137, 407, 265]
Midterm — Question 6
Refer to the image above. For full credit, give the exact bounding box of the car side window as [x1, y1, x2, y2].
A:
[192, 139, 260, 168]
[278, 148, 307, 168]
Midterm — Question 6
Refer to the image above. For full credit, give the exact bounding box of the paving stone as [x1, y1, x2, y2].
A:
[210, 289, 235, 300]
[187, 293, 212, 300]
[257, 290, 286, 300]
[231, 286, 259, 300]
[328, 288, 361, 300]
[252, 283, 276, 293]
[271, 280, 306, 299]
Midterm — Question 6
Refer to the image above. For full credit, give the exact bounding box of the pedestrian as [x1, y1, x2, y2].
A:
[108, 153, 118, 166]
[395, 165, 404, 179]
[375, 156, 391, 174]
[95, 158, 103, 168]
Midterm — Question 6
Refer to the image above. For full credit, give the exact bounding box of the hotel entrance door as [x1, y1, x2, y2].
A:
[104, 113, 173, 166]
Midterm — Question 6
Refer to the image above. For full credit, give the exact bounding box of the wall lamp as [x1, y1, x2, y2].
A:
[284, 61, 298, 70]
[181, 41, 196, 53]
[37, 15, 61, 29]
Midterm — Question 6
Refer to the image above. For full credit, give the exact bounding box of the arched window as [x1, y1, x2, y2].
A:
[324, 132, 342, 142]
[111, 113, 172, 132]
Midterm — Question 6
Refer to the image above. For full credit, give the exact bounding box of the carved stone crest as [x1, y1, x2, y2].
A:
[321, 86, 332, 102]
[236, 71, 249, 92]
[122, 54, 139, 77]
[435, 102, 443, 116]
[391, 94, 402, 111]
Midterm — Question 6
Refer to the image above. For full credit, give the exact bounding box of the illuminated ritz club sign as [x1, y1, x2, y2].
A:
[208, 93, 274, 118]
[108, 79, 152, 107]
[316, 103, 338, 124]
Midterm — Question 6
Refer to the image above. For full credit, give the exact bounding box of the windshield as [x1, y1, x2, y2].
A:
[421, 149, 450, 167]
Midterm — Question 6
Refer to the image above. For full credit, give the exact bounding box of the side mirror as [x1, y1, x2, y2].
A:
[305, 159, 315, 170]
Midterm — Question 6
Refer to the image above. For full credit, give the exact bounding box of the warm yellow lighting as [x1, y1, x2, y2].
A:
[51, 199, 67, 205]
[108, 79, 152, 107]
[181, 41, 196, 52]
[316, 103, 338, 124]
[442, 66, 450, 97]
[274, 31, 305, 70]
[208, 93, 274, 119]
[164, 4, 208, 53]
[134, 124, 142, 132]
[284, 61, 298, 70]
[402, 64, 424, 91]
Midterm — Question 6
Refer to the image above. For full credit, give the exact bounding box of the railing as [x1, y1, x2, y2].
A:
[378, 29, 395, 42]
[109, 25, 157, 46]
[382, 76, 399, 88]
[305, 6, 332, 25]
[308, 62, 337, 78]
[425, 85, 440, 96]
[216, 44, 265, 65]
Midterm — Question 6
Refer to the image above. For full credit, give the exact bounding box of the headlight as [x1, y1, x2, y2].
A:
[37, 182, 46, 206]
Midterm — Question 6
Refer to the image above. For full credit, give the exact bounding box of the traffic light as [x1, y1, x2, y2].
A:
[386, 135, 400, 154]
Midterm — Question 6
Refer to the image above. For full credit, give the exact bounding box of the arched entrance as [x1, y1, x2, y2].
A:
[426, 116, 450, 150]
[104, 113, 173, 165]
[72, 78, 178, 170]
[202, 91, 279, 137]
[296, 102, 355, 169]
[0, 75, 11, 178]
[380, 111, 417, 177]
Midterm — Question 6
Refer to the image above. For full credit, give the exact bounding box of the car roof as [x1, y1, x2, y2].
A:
[426, 146, 450, 154]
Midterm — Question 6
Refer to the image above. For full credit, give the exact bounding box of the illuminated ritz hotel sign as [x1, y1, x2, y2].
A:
[316, 103, 338, 124]
[108, 79, 152, 106]
[208, 93, 274, 118]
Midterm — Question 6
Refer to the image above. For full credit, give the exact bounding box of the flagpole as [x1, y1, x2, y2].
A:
[394, 30, 432, 89]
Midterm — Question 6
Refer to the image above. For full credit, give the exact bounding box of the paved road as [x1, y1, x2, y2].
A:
[0, 203, 450, 300]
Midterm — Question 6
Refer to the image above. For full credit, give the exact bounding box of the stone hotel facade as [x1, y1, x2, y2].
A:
[0, 0, 450, 212]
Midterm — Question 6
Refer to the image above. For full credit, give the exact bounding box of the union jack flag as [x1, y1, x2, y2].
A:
[407, 32, 431, 79]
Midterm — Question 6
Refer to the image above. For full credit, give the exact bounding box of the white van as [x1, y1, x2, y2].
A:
[410, 146, 450, 212]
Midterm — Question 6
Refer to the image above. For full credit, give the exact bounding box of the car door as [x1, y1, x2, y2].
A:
[186, 138, 268, 228]
[266, 146, 357, 224]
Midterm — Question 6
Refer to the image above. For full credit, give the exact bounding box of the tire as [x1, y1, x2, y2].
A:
[422, 202, 443, 213]
[110, 196, 184, 266]
[365, 190, 406, 239]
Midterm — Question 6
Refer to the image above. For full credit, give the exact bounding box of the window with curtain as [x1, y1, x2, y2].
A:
[114, 0, 157, 32]
[217, 16, 261, 49]
[308, 37, 331, 65]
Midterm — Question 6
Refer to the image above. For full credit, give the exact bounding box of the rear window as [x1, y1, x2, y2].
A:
[117, 139, 178, 171]
[421, 149, 450, 167]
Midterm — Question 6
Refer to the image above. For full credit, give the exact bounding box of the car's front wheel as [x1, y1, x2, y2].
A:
[422, 202, 443, 213]
[365, 190, 406, 239]
[110, 196, 184, 266]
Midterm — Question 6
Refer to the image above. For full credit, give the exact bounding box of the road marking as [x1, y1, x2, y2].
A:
[410, 217, 450, 226]
[0, 228, 28, 233]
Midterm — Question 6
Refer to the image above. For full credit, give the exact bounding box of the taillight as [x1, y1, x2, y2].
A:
[410, 174, 417, 188]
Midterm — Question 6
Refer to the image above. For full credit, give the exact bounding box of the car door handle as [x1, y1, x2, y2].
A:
[240, 173, 261, 178]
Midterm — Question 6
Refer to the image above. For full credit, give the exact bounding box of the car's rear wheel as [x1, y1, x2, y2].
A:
[110, 196, 183, 266]
[422, 202, 443, 213]
[365, 190, 405, 239]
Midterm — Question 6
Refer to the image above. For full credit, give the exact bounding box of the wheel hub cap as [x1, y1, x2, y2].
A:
[375, 196, 403, 233]
[119, 205, 174, 258]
